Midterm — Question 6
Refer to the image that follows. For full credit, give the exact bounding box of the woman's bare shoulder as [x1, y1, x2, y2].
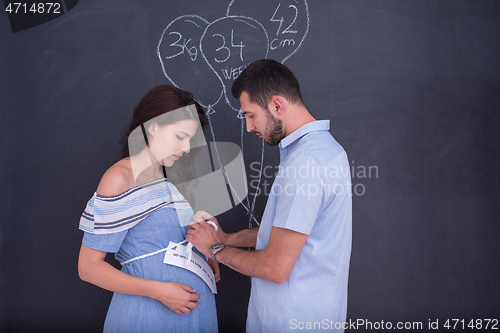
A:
[96, 159, 136, 197]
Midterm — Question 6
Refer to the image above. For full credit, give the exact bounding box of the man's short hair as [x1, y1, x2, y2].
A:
[231, 59, 304, 110]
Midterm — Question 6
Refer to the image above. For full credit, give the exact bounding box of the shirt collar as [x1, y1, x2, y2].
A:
[279, 120, 330, 150]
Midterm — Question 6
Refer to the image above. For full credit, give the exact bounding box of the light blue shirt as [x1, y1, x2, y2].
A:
[246, 120, 352, 333]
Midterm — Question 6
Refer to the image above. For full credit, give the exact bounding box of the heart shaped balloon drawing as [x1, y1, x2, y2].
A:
[226, 0, 309, 64]
[157, 15, 224, 109]
[200, 15, 269, 112]
[157, 0, 309, 112]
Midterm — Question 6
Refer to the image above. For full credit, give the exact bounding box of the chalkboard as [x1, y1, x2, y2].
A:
[1, 0, 499, 332]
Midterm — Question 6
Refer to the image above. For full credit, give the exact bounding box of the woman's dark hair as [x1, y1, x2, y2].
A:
[119, 85, 208, 159]
[231, 58, 303, 109]
[119, 85, 208, 207]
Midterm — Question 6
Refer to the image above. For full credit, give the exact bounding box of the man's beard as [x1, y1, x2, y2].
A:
[263, 107, 284, 146]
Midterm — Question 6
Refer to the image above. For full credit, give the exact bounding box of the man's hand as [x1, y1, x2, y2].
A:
[187, 220, 221, 258]
[190, 211, 227, 244]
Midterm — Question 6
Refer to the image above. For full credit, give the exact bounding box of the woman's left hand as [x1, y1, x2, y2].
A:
[207, 258, 220, 283]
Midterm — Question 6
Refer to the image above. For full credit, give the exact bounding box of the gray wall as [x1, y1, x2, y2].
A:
[1, 0, 499, 332]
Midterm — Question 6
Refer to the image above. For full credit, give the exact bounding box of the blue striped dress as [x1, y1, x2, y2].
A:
[79, 178, 218, 333]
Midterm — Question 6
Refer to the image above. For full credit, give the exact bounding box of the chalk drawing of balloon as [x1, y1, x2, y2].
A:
[226, 0, 309, 64]
[157, 15, 224, 108]
[200, 16, 269, 111]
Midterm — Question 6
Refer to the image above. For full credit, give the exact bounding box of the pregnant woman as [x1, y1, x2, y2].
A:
[78, 85, 219, 333]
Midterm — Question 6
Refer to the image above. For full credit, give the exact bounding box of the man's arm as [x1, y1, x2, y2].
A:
[223, 227, 259, 248]
[187, 222, 308, 284]
[189, 211, 258, 248]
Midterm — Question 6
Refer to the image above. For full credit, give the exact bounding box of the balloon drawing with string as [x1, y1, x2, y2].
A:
[157, 0, 310, 227]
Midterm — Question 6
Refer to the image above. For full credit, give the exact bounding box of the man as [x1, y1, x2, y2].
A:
[187, 59, 352, 332]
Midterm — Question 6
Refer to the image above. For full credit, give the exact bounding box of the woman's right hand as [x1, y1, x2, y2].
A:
[153, 282, 200, 314]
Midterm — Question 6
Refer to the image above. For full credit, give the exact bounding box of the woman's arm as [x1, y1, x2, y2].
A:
[78, 244, 200, 314]
[79, 161, 200, 314]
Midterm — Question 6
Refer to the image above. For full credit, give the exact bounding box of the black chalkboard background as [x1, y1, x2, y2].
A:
[1, 0, 499, 332]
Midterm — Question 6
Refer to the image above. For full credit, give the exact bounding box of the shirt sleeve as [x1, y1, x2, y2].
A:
[79, 193, 128, 252]
[82, 230, 127, 253]
[271, 156, 326, 235]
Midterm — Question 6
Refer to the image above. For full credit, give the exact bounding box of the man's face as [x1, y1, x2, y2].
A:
[239, 91, 284, 146]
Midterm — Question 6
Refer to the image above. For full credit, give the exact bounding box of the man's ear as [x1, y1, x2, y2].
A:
[269, 96, 286, 116]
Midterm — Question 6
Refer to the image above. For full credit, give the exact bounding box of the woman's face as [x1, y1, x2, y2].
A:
[148, 119, 198, 167]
